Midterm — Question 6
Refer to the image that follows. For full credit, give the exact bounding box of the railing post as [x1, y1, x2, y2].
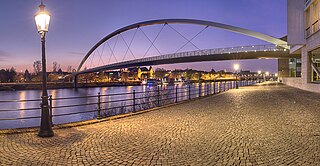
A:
[49, 95, 53, 126]
[198, 83, 201, 97]
[188, 84, 191, 100]
[157, 86, 160, 106]
[207, 84, 209, 96]
[97, 92, 102, 119]
[213, 82, 216, 94]
[133, 90, 136, 112]
[224, 81, 226, 91]
[175, 86, 178, 103]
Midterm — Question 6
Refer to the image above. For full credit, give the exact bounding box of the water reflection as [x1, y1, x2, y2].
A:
[19, 91, 26, 118]
[0, 82, 240, 129]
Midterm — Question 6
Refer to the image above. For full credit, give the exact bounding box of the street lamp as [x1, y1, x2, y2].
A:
[35, 2, 53, 137]
[258, 70, 261, 83]
[233, 64, 240, 89]
[264, 71, 269, 82]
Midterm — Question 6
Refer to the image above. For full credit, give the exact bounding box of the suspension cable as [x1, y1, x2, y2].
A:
[122, 28, 138, 61]
[175, 26, 208, 53]
[89, 51, 96, 68]
[167, 24, 201, 51]
[139, 26, 163, 56]
[107, 35, 119, 64]
[119, 31, 136, 60]
[97, 42, 106, 65]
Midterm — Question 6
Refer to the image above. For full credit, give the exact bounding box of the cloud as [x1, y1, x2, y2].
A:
[0, 50, 11, 57]
[0, 50, 12, 62]
[68, 51, 85, 56]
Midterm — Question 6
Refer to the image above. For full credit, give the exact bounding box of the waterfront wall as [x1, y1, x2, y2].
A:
[281, 77, 320, 93]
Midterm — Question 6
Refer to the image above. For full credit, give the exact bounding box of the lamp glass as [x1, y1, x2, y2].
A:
[35, 13, 50, 32]
[233, 64, 240, 71]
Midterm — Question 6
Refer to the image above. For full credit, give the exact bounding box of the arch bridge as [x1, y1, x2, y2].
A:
[74, 19, 298, 87]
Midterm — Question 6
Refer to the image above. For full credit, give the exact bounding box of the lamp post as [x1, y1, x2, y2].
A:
[258, 70, 261, 83]
[234, 64, 240, 89]
[35, 2, 54, 137]
[265, 72, 269, 82]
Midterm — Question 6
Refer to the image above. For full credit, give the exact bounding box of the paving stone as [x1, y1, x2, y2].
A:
[0, 83, 320, 165]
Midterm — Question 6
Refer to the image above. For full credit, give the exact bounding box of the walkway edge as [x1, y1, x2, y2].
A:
[0, 90, 229, 135]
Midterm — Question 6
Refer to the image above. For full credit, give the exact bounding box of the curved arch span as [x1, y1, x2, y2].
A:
[77, 19, 287, 72]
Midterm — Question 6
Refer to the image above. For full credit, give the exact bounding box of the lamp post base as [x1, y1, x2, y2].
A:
[38, 130, 54, 137]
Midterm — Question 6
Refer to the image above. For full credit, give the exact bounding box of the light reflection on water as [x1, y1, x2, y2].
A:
[0, 82, 232, 129]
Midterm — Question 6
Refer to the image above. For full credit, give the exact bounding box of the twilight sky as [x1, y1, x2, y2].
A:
[0, 0, 287, 73]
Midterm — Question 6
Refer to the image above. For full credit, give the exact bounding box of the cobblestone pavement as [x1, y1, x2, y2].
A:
[1, 83, 320, 165]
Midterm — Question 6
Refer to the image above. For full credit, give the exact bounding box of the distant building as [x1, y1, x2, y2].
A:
[104, 71, 120, 81]
[120, 66, 153, 81]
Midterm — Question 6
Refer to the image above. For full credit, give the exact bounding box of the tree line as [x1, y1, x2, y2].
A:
[0, 61, 75, 83]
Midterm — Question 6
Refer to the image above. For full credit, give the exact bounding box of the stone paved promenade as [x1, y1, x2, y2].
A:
[1, 82, 320, 165]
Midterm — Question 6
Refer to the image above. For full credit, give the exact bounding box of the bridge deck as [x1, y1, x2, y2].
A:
[1, 82, 320, 165]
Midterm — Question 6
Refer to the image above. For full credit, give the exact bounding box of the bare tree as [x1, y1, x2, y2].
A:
[67, 65, 72, 73]
[52, 61, 58, 72]
[33, 60, 42, 75]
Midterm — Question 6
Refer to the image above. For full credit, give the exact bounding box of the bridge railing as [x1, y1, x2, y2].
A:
[78, 44, 289, 75]
[154, 44, 288, 61]
[0, 80, 260, 129]
[104, 44, 288, 68]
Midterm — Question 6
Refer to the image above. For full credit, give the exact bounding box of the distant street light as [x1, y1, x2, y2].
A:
[257, 70, 261, 83]
[233, 64, 240, 89]
[35, 2, 54, 137]
[258, 70, 261, 75]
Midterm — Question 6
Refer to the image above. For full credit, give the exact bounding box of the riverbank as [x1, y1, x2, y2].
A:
[0, 82, 142, 91]
[0, 79, 242, 91]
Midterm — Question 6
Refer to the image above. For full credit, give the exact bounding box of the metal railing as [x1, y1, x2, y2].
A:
[306, 20, 320, 38]
[126, 44, 287, 65]
[0, 80, 259, 129]
[79, 44, 289, 74]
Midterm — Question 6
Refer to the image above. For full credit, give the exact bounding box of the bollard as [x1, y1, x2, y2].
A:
[199, 83, 201, 97]
[49, 95, 53, 126]
[97, 92, 102, 119]
[133, 90, 136, 112]
[175, 86, 178, 103]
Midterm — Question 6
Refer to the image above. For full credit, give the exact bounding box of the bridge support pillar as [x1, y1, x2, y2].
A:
[73, 74, 78, 88]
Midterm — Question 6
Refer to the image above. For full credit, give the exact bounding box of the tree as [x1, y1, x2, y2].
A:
[0, 68, 17, 82]
[33, 60, 42, 75]
[67, 65, 72, 73]
[8, 67, 17, 82]
[154, 68, 167, 79]
[24, 69, 31, 82]
[0, 69, 7, 82]
[52, 61, 58, 72]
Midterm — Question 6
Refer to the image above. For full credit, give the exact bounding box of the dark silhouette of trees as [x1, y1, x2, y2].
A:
[52, 61, 58, 72]
[0, 67, 17, 82]
[24, 69, 31, 82]
[33, 60, 42, 75]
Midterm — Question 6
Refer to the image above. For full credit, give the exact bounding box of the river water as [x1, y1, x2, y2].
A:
[0, 81, 238, 129]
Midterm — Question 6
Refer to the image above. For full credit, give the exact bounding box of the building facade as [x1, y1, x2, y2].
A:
[283, 0, 320, 92]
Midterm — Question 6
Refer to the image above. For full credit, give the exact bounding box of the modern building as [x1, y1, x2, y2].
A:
[281, 0, 320, 92]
